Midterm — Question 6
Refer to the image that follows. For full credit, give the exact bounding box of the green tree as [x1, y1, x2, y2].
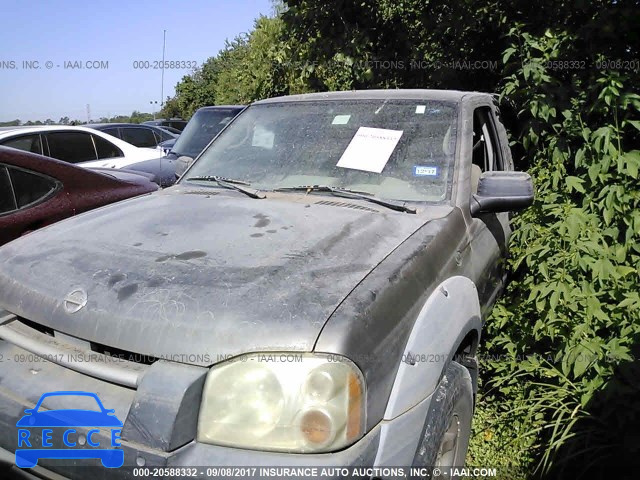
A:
[163, 14, 304, 115]
[214, 15, 305, 104]
[129, 111, 154, 124]
[159, 97, 182, 119]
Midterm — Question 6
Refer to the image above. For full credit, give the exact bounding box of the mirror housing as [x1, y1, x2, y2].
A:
[175, 155, 194, 179]
[470, 171, 534, 216]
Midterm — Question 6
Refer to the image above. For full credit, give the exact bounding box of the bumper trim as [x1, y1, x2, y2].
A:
[1, 445, 69, 480]
[0, 317, 145, 388]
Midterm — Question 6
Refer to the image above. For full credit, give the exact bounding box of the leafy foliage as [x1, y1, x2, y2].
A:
[466, 389, 538, 479]
[485, 18, 640, 475]
[161, 14, 307, 116]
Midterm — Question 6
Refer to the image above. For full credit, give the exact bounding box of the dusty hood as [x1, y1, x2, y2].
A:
[0, 187, 439, 365]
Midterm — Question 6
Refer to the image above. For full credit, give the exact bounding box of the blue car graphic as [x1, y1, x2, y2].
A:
[15, 391, 124, 468]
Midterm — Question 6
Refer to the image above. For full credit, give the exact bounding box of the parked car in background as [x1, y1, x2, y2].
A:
[157, 126, 182, 135]
[127, 106, 243, 186]
[0, 146, 157, 245]
[168, 106, 244, 161]
[0, 125, 162, 169]
[86, 123, 177, 149]
[142, 118, 187, 131]
[157, 138, 176, 155]
[0, 90, 533, 477]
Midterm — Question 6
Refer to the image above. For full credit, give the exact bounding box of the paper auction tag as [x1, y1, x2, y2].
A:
[336, 127, 403, 173]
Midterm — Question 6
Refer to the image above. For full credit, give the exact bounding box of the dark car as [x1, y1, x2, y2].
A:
[0, 146, 158, 245]
[127, 106, 243, 187]
[86, 123, 177, 149]
[0, 90, 532, 477]
[142, 118, 188, 132]
[157, 126, 182, 135]
[157, 138, 176, 155]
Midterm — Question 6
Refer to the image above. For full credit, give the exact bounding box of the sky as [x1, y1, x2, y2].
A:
[0, 0, 273, 122]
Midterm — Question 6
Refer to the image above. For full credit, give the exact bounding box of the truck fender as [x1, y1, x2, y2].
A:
[383, 275, 481, 420]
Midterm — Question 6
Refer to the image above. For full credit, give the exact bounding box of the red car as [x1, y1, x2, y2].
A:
[0, 146, 158, 245]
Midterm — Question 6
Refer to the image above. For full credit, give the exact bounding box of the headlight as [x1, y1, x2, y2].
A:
[197, 353, 366, 453]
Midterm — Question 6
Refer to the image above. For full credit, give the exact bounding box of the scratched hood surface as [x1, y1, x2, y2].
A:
[0, 187, 435, 365]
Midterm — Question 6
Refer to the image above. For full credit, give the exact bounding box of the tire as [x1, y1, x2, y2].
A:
[412, 361, 474, 479]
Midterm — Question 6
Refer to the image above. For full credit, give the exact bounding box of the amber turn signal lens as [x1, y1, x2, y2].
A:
[347, 371, 363, 440]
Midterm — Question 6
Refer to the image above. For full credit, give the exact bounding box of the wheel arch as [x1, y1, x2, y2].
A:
[452, 327, 480, 395]
[383, 275, 482, 420]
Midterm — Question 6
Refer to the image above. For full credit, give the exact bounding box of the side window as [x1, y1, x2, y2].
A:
[121, 127, 157, 148]
[7, 166, 57, 208]
[0, 166, 17, 214]
[102, 127, 121, 139]
[93, 135, 123, 159]
[156, 130, 173, 142]
[46, 132, 98, 163]
[472, 107, 503, 173]
[1, 134, 43, 155]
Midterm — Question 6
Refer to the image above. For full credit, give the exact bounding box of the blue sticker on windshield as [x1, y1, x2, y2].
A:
[413, 165, 438, 177]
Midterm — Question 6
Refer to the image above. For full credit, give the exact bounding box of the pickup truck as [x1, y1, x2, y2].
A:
[0, 90, 533, 479]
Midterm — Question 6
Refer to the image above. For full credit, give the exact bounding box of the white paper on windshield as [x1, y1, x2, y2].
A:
[252, 125, 274, 148]
[336, 127, 403, 173]
[415, 105, 426, 114]
[332, 114, 351, 125]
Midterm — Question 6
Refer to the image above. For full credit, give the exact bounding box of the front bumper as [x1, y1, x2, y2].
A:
[0, 334, 434, 479]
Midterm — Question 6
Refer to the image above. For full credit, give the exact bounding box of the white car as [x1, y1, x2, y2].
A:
[0, 125, 162, 168]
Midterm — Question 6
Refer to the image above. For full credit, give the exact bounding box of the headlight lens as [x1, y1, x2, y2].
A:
[197, 353, 366, 453]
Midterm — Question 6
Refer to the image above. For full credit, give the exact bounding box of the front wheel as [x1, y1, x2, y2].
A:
[412, 361, 474, 479]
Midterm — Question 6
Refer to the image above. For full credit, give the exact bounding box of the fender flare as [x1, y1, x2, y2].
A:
[383, 275, 481, 420]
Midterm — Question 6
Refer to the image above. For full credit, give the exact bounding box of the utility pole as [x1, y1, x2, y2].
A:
[161, 29, 166, 112]
[86, 104, 91, 124]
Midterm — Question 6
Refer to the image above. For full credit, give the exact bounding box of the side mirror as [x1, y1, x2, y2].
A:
[470, 171, 534, 216]
[175, 155, 194, 179]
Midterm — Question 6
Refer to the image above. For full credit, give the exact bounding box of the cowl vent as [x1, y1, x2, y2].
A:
[314, 200, 379, 213]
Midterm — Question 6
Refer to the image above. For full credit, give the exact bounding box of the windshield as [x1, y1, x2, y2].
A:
[184, 100, 457, 202]
[172, 108, 240, 158]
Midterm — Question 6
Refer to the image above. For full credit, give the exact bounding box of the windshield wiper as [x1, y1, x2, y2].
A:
[185, 175, 265, 199]
[273, 185, 416, 214]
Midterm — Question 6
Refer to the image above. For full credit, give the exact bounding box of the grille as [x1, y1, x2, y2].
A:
[90, 341, 158, 365]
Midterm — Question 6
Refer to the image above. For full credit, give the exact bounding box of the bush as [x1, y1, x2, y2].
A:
[485, 22, 640, 477]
